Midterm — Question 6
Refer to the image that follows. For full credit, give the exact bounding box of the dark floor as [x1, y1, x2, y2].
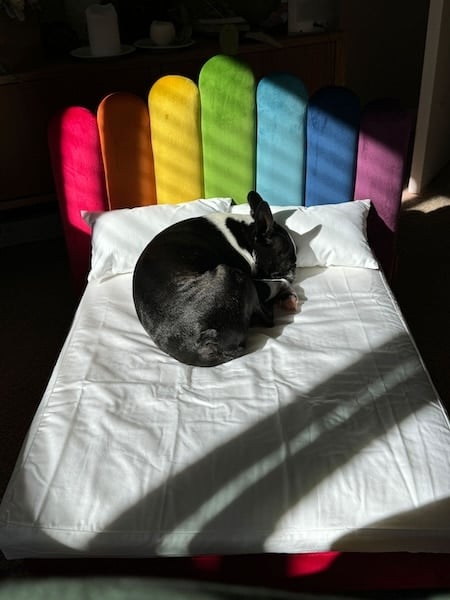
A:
[394, 166, 450, 410]
[0, 168, 449, 595]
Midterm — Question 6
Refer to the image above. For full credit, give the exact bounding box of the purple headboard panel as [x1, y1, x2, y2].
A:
[354, 99, 413, 279]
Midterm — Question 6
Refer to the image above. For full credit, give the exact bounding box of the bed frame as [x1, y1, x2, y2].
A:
[6, 54, 450, 593]
[48, 54, 412, 295]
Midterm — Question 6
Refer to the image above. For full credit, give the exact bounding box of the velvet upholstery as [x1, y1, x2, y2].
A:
[149, 75, 204, 204]
[305, 86, 360, 207]
[48, 106, 108, 295]
[97, 92, 156, 210]
[354, 99, 413, 278]
[48, 56, 412, 295]
[256, 72, 308, 206]
[199, 55, 256, 204]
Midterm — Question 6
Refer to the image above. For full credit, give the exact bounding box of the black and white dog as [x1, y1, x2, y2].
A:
[133, 191, 298, 367]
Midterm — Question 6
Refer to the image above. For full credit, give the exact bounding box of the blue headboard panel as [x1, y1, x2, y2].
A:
[305, 86, 360, 206]
[256, 72, 308, 206]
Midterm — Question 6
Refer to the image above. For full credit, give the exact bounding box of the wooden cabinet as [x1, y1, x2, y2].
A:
[0, 32, 344, 209]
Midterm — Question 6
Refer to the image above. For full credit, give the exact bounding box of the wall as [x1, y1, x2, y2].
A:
[408, 0, 450, 192]
[339, 0, 429, 109]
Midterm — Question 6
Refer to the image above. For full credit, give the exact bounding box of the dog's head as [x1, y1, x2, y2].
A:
[248, 191, 296, 283]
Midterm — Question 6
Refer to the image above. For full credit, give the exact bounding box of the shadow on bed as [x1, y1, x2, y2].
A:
[10, 331, 446, 592]
[332, 497, 450, 552]
[14, 333, 428, 553]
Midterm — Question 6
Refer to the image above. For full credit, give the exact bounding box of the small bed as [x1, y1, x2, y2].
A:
[1, 55, 449, 593]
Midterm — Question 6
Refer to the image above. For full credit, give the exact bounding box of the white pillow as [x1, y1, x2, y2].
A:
[231, 203, 297, 228]
[84, 197, 233, 282]
[285, 199, 378, 269]
[231, 204, 295, 216]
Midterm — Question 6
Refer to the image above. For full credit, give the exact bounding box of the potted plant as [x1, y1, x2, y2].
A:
[0, 0, 43, 73]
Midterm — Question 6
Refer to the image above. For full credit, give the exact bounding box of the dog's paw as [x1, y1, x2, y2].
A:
[277, 292, 299, 313]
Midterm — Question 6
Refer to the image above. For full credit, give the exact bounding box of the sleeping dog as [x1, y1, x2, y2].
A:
[133, 191, 298, 366]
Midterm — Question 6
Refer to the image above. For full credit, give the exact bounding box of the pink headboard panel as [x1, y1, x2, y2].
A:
[48, 106, 108, 295]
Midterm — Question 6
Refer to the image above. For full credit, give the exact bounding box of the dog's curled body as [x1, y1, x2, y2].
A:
[133, 192, 297, 367]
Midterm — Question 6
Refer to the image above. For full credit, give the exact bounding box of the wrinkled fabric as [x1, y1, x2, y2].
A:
[1, 267, 449, 558]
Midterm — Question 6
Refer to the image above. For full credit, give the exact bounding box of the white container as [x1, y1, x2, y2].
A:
[150, 20, 176, 46]
[86, 3, 121, 57]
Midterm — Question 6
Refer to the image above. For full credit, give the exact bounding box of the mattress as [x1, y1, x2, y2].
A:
[1, 266, 449, 559]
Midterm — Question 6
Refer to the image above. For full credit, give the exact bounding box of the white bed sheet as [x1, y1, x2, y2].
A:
[1, 266, 449, 559]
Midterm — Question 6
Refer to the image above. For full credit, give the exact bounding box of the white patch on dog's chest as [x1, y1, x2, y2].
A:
[206, 213, 256, 272]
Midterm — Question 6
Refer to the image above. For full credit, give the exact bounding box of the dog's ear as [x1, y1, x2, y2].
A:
[248, 190, 263, 214]
[248, 191, 274, 243]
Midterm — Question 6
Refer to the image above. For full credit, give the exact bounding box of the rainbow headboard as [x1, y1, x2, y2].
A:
[48, 54, 412, 294]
